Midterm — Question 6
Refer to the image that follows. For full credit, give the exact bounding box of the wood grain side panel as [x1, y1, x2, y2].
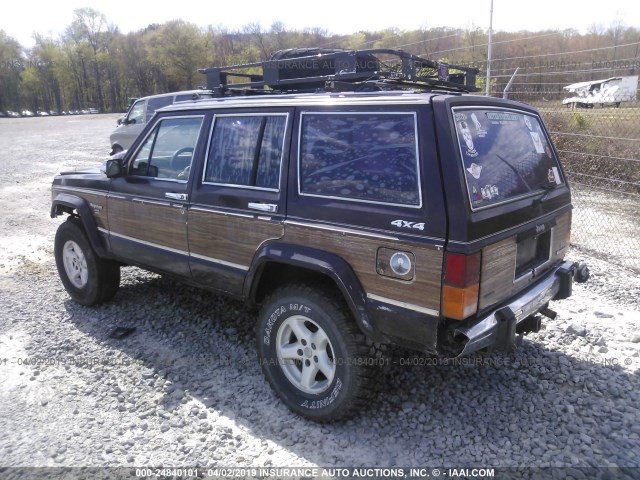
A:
[479, 236, 517, 310]
[550, 211, 571, 262]
[53, 188, 108, 230]
[479, 210, 572, 311]
[189, 210, 284, 266]
[79, 192, 108, 231]
[107, 197, 187, 251]
[284, 225, 442, 312]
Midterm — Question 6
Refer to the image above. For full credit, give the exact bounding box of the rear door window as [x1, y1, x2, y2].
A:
[299, 112, 421, 207]
[204, 114, 287, 190]
[453, 107, 563, 210]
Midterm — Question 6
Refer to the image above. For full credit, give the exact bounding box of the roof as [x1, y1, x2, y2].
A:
[159, 89, 451, 113]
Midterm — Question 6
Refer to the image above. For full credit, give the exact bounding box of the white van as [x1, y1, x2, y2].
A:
[109, 90, 214, 154]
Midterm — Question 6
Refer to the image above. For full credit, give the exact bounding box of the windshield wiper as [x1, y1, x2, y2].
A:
[534, 184, 559, 205]
[495, 154, 532, 191]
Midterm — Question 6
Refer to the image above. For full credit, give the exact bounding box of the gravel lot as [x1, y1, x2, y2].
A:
[0, 115, 639, 479]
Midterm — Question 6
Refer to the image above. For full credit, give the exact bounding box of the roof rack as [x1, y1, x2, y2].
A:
[198, 48, 479, 97]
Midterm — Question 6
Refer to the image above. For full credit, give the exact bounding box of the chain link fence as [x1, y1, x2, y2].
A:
[487, 56, 639, 274]
[537, 102, 640, 273]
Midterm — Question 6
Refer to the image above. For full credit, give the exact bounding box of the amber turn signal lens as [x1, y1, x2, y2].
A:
[442, 284, 479, 320]
[443, 251, 481, 320]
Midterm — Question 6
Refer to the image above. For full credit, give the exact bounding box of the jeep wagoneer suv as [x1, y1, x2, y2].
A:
[51, 49, 588, 421]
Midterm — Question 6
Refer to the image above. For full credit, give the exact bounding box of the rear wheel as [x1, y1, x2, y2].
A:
[257, 283, 375, 422]
[54, 218, 120, 306]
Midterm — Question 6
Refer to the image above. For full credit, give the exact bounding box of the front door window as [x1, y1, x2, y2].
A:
[130, 117, 203, 181]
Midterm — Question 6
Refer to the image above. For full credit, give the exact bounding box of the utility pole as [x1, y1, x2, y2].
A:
[486, 0, 494, 96]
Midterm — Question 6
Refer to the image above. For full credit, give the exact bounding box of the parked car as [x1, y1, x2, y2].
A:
[36, 110, 49, 116]
[109, 89, 214, 155]
[6, 110, 21, 117]
[87, 107, 99, 114]
[21, 110, 35, 117]
[51, 49, 588, 422]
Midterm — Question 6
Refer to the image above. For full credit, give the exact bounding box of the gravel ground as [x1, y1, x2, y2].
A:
[0, 116, 639, 479]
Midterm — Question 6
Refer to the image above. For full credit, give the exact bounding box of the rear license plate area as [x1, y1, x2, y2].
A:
[515, 230, 551, 278]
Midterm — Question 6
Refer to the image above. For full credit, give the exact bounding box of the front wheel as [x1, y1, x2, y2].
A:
[54, 218, 120, 306]
[257, 284, 374, 422]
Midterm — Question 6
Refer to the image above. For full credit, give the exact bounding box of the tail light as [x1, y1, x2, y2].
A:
[442, 252, 481, 320]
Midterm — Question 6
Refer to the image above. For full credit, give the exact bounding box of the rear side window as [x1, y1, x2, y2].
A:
[299, 112, 421, 207]
[204, 114, 287, 190]
[453, 107, 564, 210]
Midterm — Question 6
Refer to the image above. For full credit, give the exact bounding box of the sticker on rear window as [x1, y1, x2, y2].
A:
[457, 120, 478, 158]
[530, 131, 545, 154]
[453, 107, 564, 210]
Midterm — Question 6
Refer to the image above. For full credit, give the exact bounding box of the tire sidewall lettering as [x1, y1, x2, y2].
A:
[300, 377, 342, 410]
[259, 297, 349, 414]
[263, 303, 312, 346]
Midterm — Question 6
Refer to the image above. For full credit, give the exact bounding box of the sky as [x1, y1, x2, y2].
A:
[2, 0, 639, 48]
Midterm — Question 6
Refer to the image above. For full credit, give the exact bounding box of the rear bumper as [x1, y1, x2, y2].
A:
[447, 260, 586, 357]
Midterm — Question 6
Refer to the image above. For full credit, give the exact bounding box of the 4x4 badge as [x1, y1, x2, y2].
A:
[391, 220, 425, 231]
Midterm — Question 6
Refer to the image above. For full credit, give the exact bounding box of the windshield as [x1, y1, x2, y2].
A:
[127, 99, 145, 124]
[453, 107, 563, 210]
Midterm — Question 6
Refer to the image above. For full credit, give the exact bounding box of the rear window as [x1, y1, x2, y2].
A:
[299, 112, 420, 207]
[453, 107, 563, 210]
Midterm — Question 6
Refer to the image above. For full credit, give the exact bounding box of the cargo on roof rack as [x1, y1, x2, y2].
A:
[198, 48, 479, 97]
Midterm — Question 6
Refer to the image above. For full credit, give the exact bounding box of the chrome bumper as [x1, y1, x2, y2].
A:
[450, 260, 583, 357]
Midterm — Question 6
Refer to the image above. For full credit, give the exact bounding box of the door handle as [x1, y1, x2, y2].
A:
[165, 192, 188, 201]
[248, 202, 277, 213]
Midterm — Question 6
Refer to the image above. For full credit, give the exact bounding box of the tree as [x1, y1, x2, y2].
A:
[66, 8, 110, 110]
[0, 31, 24, 110]
[146, 20, 208, 90]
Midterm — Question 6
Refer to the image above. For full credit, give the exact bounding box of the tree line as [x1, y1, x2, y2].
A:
[1, 8, 638, 112]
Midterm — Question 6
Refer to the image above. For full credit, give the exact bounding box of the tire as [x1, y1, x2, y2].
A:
[54, 217, 120, 306]
[257, 283, 375, 422]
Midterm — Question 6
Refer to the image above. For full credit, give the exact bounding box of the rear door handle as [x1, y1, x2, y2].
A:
[248, 202, 277, 213]
[165, 192, 188, 201]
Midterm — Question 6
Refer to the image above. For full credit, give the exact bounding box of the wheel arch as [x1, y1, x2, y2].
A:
[245, 243, 382, 342]
[110, 143, 124, 156]
[51, 193, 110, 258]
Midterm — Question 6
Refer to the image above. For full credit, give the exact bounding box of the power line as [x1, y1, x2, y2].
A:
[489, 56, 640, 74]
[492, 65, 640, 78]
[509, 80, 638, 85]
[567, 171, 640, 187]
[429, 31, 563, 57]
[491, 41, 640, 63]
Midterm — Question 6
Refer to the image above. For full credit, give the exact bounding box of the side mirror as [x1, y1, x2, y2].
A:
[104, 159, 123, 178]
[117, 116, 124, 125]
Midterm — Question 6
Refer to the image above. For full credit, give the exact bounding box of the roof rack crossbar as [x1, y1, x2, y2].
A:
[198, 49, 479, 97]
